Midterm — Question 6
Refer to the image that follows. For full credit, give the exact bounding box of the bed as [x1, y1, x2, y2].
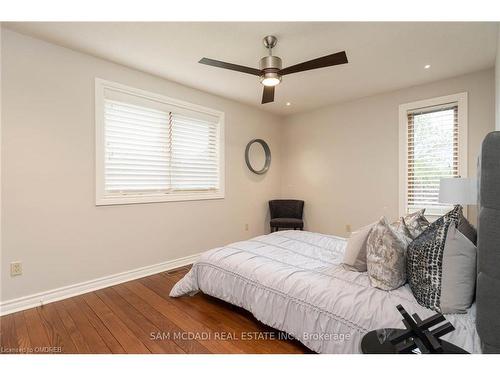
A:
[170, 230, 480, 353]
[170, 131, 500, 354]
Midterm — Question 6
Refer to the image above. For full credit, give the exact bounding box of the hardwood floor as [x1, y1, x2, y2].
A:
[0, 266, 311, 354]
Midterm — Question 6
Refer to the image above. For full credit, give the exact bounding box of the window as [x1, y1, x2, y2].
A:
[95, 79, 224, 205]
[399, 93, 467, 217]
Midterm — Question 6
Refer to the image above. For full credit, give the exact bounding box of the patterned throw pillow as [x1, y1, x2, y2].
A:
[406, 205, 468, 312]
[390, 217, 412, 239]
[390, 209, 430, 240]
[366, 217, 412, 290]
[403, 209, 430, 239]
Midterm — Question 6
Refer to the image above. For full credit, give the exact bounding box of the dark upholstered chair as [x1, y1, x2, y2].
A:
[269, 200, 304, 232]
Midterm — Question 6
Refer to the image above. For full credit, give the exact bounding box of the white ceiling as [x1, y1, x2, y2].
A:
[5, 22, 498, 116]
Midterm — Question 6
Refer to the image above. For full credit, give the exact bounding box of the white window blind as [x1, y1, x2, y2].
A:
[96, 79, 224, 205]
[406, 103, 459, 216]
[104, 100, 171, 193]
[170, 113, 219, 191]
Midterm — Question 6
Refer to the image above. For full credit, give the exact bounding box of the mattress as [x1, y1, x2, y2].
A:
[170, 230, 481, 353]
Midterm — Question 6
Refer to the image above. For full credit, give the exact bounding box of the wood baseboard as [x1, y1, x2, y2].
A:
[0, 253, 200, 316]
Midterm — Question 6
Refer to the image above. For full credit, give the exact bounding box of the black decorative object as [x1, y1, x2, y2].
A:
[389, 304, 458, 353]
[360, 304, 469, 354]
[360, 328, 468, 354]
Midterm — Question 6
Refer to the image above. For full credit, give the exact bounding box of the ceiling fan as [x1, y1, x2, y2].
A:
[199, 35, 348, 104]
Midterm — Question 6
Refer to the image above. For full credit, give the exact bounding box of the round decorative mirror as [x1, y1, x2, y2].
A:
[245, 139, 271, 175]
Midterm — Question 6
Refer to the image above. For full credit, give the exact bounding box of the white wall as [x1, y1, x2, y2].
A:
[1, 30, 284, 302]
[281, 69, 495, 236]
[496, 24, 500, 131]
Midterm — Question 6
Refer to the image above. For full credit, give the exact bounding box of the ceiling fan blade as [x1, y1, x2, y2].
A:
[280, 51, 348, 76]
[199, 57, 262, 76]
[261, 85, 275, 104]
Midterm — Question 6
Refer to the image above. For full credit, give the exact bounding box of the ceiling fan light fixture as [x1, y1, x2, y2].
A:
[260, 55, 282, 86]
[261, 74, 281, 87]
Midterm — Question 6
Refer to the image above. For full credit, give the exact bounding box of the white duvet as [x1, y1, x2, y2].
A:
[170, 230, 481, 353]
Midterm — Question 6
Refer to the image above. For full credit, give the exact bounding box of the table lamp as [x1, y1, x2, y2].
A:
[439, 178, 477, 205]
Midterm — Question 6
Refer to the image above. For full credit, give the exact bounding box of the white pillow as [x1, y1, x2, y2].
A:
[342, 222, 376, 272]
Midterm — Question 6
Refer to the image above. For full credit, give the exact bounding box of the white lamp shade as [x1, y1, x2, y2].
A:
[439, 177, 477, 205]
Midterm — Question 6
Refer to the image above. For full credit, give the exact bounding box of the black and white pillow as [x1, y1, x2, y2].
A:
[406, 205, 477, 313]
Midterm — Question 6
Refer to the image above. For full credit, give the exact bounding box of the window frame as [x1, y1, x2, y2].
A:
[95, 78, 225, 206]
[398, 92, 468, 218]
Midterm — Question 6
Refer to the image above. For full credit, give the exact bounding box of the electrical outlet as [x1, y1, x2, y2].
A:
[10, 262, 22, 277]
[245, 223, 249, 231]
[345, 224, 352, 234]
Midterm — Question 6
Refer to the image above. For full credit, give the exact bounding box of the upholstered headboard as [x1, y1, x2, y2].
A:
[476, 131, 500, 353]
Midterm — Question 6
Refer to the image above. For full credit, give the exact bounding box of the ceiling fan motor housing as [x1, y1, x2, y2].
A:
[260, 55, 282, 84]
[260, 55, 282, 71]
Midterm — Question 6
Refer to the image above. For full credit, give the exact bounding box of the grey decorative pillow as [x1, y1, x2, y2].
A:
[457, 212, 477, 246]
[403, 209, 430, 239]
[366, 217, 412, 290]
[440, 225, 477, 313]
[406, 205, 474, 313]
